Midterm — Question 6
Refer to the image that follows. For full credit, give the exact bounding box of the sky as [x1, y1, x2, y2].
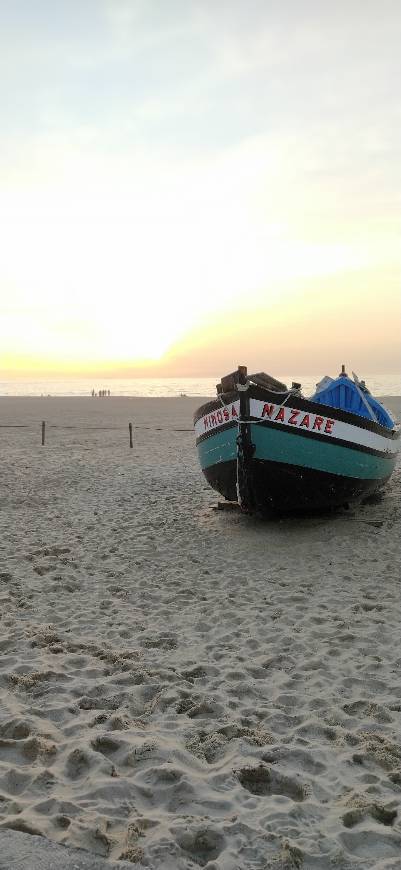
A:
[0, 0, 400, 377]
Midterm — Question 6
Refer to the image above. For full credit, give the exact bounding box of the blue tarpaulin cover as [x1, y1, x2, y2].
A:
[311, 375, 394, 429]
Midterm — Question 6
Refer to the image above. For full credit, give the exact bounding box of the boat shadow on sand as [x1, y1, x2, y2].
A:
[212, 486, 390, 527]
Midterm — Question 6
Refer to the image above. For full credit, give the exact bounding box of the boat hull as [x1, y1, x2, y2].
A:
[194, 388, 399, 513]
[202, 455, 393, 512]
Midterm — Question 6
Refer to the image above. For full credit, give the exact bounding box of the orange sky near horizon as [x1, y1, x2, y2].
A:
[4, 267, 399, 379]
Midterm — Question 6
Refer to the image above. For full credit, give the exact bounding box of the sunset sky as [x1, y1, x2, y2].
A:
[1, 0, 399, 377]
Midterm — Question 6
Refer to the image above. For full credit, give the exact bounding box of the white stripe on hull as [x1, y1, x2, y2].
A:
[194, 398, 399, 456]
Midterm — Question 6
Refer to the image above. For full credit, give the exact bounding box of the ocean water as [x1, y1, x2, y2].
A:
[0, 374, 400, 398]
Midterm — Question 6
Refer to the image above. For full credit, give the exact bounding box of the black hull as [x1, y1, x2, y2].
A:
[203, 459, 390, 514]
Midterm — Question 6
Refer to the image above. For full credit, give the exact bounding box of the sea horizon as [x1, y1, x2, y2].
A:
[0, 373, 400, 398]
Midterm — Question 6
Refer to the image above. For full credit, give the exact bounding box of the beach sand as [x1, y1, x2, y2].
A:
[0, 396, 400, 869]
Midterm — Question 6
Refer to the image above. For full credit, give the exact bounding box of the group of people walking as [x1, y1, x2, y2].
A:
[91, 389, 111, 397]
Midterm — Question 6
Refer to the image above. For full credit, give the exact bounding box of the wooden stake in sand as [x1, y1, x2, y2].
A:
[41, 421, 46, 446]
[129, 422, 133, 448]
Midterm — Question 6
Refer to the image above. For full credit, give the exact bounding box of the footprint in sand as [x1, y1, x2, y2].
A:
[33, 564, 52, 576]
[53, 813, 71, 829]
[0, 719, 31, 740]
[65, 746, 116, 781]
[142, 635, 177, 650]
[91, 734, 123, 757]
[343, 700, 393, 723]
[2, 768, 32, 796]
[22, 736, 57, 763]
[236, 764, 306, 801]
[0, 817, 43, 836]
[340, 829, 401, 860]
[172, 824, 226, 867]
[342, 799, 397, 828]
[32, 769, 57, 793]
[176, 694, 220, 719]
[271, 747, 326, 776]
[78, 692, 124, 711]
[65, 748, 91, 780]
[181, 665, 210, 682]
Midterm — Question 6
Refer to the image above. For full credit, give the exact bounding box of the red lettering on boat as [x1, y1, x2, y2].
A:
[223, 407, 229, 421]
[216, 410, 223, 424]
[325, 419, 335, 434]
[288, 409, 300, 425]
[204, 416, 209, 430]
[313, 415, 324, 431]
[231, 405, 238, 418]
[210, 413, 216, 425]
[275, 407, 285, 422]
[262, 403, 275, 418]
[299, 414, 310, 428]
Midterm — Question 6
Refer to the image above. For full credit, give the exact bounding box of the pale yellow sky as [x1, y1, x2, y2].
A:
[1, 1, 400, 377]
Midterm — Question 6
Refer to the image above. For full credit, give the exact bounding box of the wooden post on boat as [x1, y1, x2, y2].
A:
[129, 422, 133, 448]
[41, 421, 46, 446]
[238, 365, 248, 415]
[236, 365, 255, 513]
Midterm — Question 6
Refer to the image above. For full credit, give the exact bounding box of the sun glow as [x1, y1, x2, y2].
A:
[0, 136, 377, 376]
[0, 2, 400, 377]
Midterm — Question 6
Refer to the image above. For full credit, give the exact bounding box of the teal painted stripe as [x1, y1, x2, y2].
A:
[197, 426, 237, 469]
[198, 423, 396, 480]
[251, 424, 396, 480]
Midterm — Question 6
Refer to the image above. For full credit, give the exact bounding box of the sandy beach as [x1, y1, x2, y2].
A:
[0, 395, 400, 869]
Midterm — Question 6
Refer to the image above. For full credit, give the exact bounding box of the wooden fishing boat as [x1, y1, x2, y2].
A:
[194, 366, 399, 513]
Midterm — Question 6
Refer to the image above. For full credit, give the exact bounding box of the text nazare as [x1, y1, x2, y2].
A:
[202, 402, 335, 435]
